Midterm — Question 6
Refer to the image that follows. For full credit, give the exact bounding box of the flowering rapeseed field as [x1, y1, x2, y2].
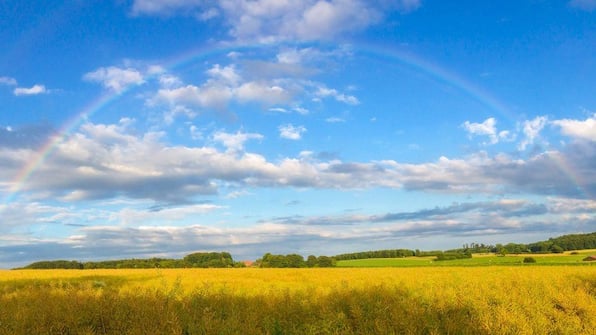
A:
[0, 266, 594, 334]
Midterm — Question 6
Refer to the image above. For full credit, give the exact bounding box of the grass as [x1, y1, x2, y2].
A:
[0, 266, 595, 334]
[336, 250, 596, 267]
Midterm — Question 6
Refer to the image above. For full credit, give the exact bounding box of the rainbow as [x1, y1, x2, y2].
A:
[2, 42, 591, 205]
[353, 43, 518, 123]
[547, 150, 592, 199]
[3, 92, 116, 204]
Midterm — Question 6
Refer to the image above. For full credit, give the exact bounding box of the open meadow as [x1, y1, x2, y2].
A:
[1, 265, 595, 334]
[335, 250, 596, 267]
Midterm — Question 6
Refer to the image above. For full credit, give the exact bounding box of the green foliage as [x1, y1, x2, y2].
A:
[259, 253, 305, 268]
[22, 260, 84, 269]
[336, 252, 594, 267]
[435, 252, 472, 261]
[16, 232, 596, 270]
[334, 249, 415, 261]
[523, 257, 537, 263]
[528, 232, 596, 253]
[551, 245, 564, 253]
[456, 242, 494, 253]
[306, 255, 318, 267]
[20, 253, 237, 270]
[183, 252, 234, 268]
[316, 256, 335, 267]
[82, 258, 188, 269]
[258, 254, 336, 268]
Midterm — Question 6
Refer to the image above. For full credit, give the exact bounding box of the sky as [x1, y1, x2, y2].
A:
[0, 0, 595, 268]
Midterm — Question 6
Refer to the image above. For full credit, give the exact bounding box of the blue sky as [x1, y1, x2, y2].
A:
[1, 0, 595, 268]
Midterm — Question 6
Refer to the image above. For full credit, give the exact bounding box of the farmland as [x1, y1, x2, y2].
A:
[1, 265, 595, 334]
[336, 249, 596, 267]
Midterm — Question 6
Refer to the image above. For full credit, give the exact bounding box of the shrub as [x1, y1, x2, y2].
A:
[523, 257, 536, 263]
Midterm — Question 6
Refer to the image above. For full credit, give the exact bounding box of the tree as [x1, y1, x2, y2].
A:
[183, 252, 234, 267]
[306, 255, 318, 267]
[550, 245, 564, 253]
[317, 256, 335, 267]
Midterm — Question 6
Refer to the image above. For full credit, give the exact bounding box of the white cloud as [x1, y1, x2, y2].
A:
[83, 66, 145, 92]
[164, 105, 197, 124]
[152, 63, 293, 115]
[109, 203, 223, 226]
[236, 81, 291, 104]
[212, 130, 264, 151]
[2, 195, 590, 266]
[277, 48, 310, 64]
[206, 64, 241, 86]
[2, 119, 593, 205]
[189, 125, 202, 140]
[268, 107, 289, 113]
[462, 117, 512, 145]
[0, 76, 17, 86]
[158, 74, 183, 88]
[197, 7, 220, 20]
[326, 117, 346, 123]
[131, 0, 204, 15]
[279, 124, 307, 140]
[552, 113, 596, 142]
[315, 86, 359, 105]
[518, 116, 548, 150]
[155, 84, 233, 110]
[293, 107, 309, 115]
[131, 0, 421, 42]
[13, 84, 47, 96]
[294, 0, 380, 41]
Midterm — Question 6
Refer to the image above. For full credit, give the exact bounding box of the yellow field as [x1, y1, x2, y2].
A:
[1, 266, 595, 334]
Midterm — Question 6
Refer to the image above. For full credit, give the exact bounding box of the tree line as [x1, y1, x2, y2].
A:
[451, 232, 596, 255]
[20, 252, 244, 270]
[17, 232, 595, 269]
[256, 253, 335, 268]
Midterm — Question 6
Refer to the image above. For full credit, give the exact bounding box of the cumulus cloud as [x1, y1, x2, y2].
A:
[158, 73, 183, 88]
[152, 63, 293, 113]
[219, 0, 421, 42]
[552, 113, 596, 142]
[518, 116, 548, 150]
[206, 64, 241, 86]
[462, 117, 512, 145]
[83, 66, 145, 92]
[1, 118, 594, 207]
[131, 0, 421, 42]
[278, 124, 307, 140]
[236, 81, 292, 104]
[212, 130, 264, 152]
[13, 84, 47, 96]
[315, 86, 359, 105]
[164, 105, 197, 125]
[155, 84, 234, 111]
